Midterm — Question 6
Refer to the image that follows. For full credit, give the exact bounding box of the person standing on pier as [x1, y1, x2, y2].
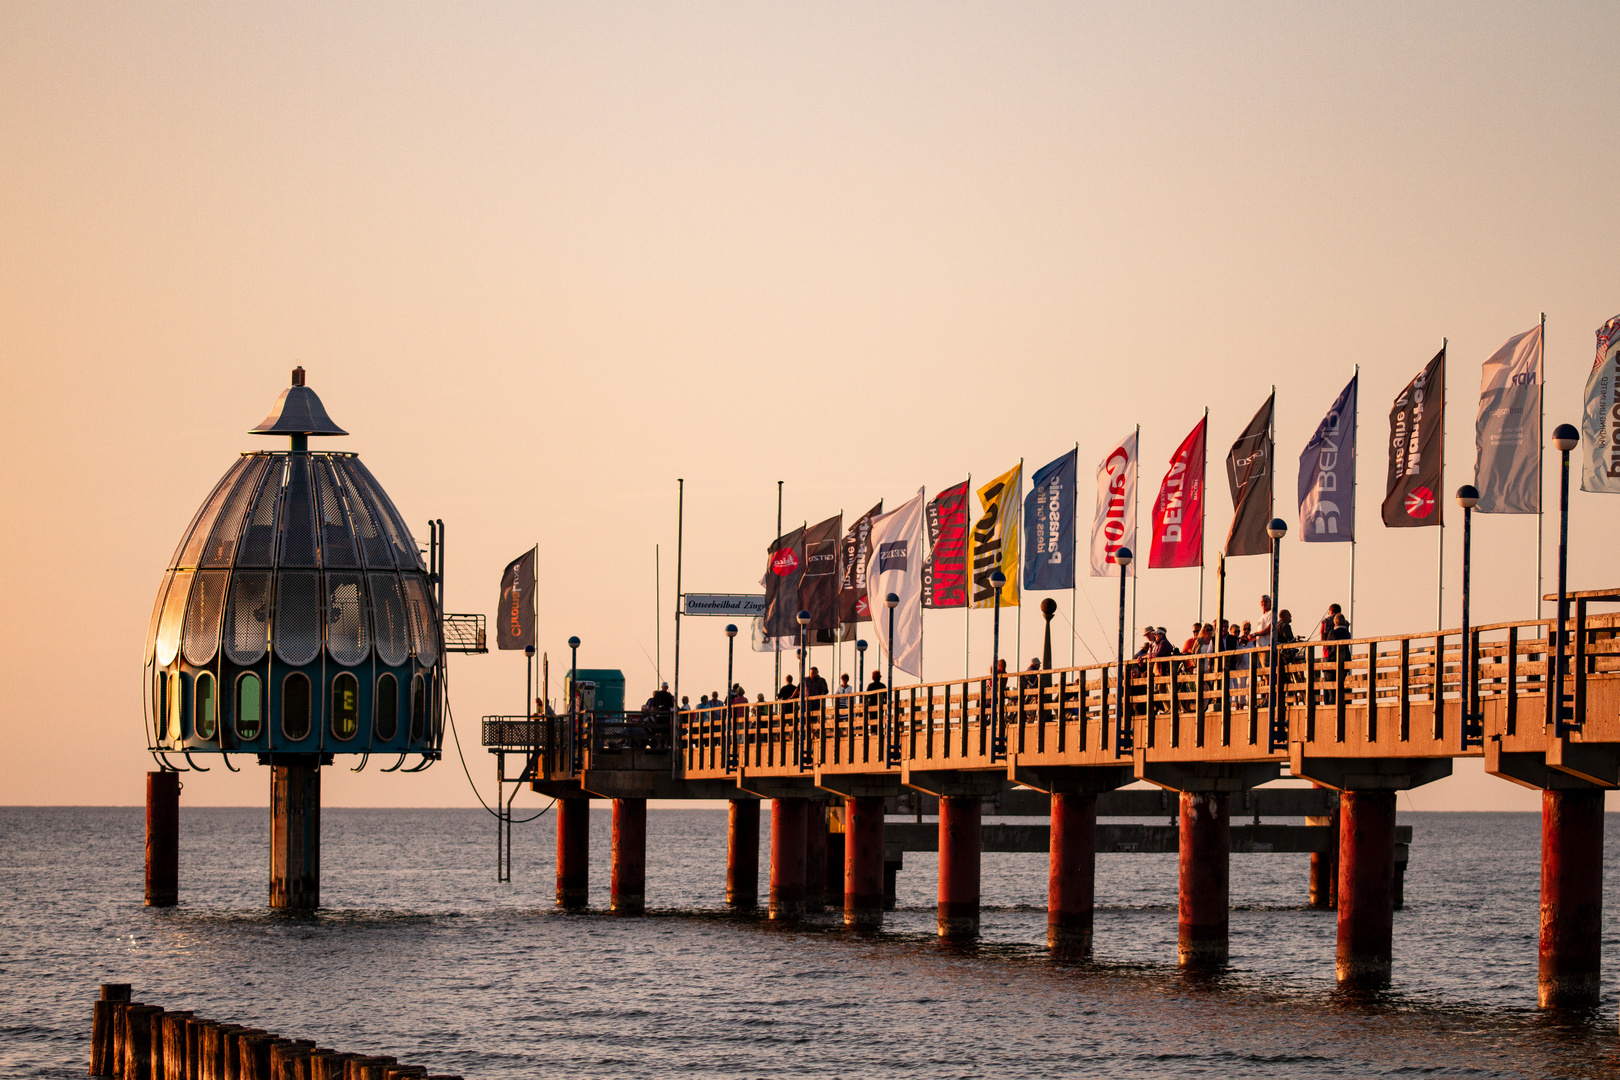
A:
[804, 667, 829, 698]
[835, 674, 853, 696]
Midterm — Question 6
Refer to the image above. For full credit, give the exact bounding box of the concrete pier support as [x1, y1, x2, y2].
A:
[1336, 790, 1396, 984]
[804, 799, 827, 911]
[726, 800, 759, 908]
[769, 798, 807, 921]
[611, 798, 646, 914]
[1539, 788, 1604, 1008]
[938, 795, 982, 939]
[1307, 785, 1338, 909]
[1048, 791, 1098, 957]
[1178, 791, 1230, 966]
[269, 760, 319, 910]
[825, 819, 846, 907]
[556, 796, 590, 909]
[145, 771, 179, 907]
[844, 795, 886, 927]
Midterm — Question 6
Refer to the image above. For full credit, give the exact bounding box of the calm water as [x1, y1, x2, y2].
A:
[5, 806, 1620, 1078]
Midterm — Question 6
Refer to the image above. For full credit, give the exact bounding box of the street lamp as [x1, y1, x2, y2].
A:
[567, 635, 581, 772]
[885, 593, 899, 765]
[724, 623, 738, 770]
[1113, 547, 1132, 758]
[1553, 423, 1580, 736]
[1266, 518, 1287, 753]
[1039, 596, 1057, 730]
[797, 610, 811, 769]
[989, 569, 1007, 758]
[1456, 485, 1481, 748]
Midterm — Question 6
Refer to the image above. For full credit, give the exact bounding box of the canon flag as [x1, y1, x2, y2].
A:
[1475, 325, 1542, 513]
[1382, 350, 1446, 528]
[1222, 395, 1275, 556]
[1090, 432, 1138, 576]
[1024, 450, 1077, 590]
[799, 514, 843, 632]
[1149, 419, 1206, 568]
[760, 525, 806, 639]
[923, 482, 970, 608]
[970, 464, 1022, 607]
[838, 502, 882, 626]
[496, 548, 536, 650]
[1298, 375, 1358, 542]
[868, 488, 926, 677]
[1581, 315, 1620, 494]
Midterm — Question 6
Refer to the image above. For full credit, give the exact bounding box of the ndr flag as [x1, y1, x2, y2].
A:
[970, 464, 1021, 607]
[1475, 324, 1542, 514]
[1023, 450, 1077, 591]
[1149, 418, 1205, 569]
[496, 548, 536, 650]
[1091, 431, 1137, 576]
[1225, 395, 1274, 557]
[1582, 314, 1620, 494]
[922, 482, 969, 609]
[867, 488, 926, 677]
[1382, 349, 1446, 528]
[1298, 375, 1358, 542]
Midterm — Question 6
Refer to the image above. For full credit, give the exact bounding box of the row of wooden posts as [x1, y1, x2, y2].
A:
[88, 985, 461, 1080]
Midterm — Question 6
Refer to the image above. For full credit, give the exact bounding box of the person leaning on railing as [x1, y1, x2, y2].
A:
[1323, 614, 1351, 705]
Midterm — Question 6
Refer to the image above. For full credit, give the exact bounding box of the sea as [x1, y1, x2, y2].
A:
[4, 807, 1620, 1079]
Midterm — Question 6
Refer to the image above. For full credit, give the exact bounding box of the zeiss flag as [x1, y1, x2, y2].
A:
[868, 488, 926, 678]
[1298, 374, 1358, 542]
[1023, 449, 1077, 590]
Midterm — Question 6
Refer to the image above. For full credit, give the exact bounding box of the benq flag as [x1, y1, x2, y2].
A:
[1475, 324, 1542, 513]
[1382, 349, 1446, 528]
[496, 548, 536, 650]
[1298, 375, 1358, 542]
[867, 488, 926, 677]
[1023, 450, 1077, 591]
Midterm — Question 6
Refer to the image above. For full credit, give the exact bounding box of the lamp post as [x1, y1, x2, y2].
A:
[1040, 597, 1056, 674]
[1113, 547, 1132, 758]
[724, 623, 738, 770]
[1552, 423, 1580, 736]
[1456, 485, 1481, 748]
[884, 593, 899, 765]
[989, 570, 1006, 758]
[796, 610, 811, 768]
[567, 635, 581, 772]
[1266, 518, 1287, 753]
[855, 638, 868, 741]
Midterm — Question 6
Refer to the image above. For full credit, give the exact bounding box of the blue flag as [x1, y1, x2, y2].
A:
[1023, 449, 1077, 590]
[1298, 373, 1358, 542]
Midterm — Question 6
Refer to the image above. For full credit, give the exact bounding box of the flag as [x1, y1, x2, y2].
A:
[970, 464, 1022, 607]
[1382, 350, 1446, 528]
[1476, 325, 1542, 513]
[495, 548, 535, 650]
[799, 514, 843, 632]
[867, 488, 926, 677]
[1091, 432, 1138, 576]
[1581, 314, 1620, 493]
[1149, 418, 1206, 568]
[1225, 394, 1275, 556]
[1299, 375, 1358, 542]
[1023, 450, 1078, 590]
[922, 482, 970, 608]
[838, 502, 882, 627]
[760, 525, 806, 639]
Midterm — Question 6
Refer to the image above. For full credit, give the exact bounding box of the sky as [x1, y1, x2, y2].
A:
[2, 2, 1618, 811]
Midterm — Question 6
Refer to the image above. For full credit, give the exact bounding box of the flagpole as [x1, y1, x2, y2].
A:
[1199, 407, 1208, 625]
[1016, 458, 1024, 674]
[655, 543, 661, 683]
[1131, 425, 1139, 646]
[1537, 312, 1546, 620]
[1437, 342, 1446, 632]
[776, 480, 783, 692]
[1349, 365, 1360, 631]
[1071, 443, 1079, 668]
[964, 473, 972, 682]
[673, 479, 684, 710]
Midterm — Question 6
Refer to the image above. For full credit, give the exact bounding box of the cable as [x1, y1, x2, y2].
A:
[443, 659, 555, 823]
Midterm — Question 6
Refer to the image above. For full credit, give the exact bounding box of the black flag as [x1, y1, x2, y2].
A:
[799, 514, 843, 634]
[1382, 348, 1446, 528]
[496, 548, 535, 650]
[761, 525, 806, 640]
[838, 502, 882, 628]
[1225, 393, 1275, 557]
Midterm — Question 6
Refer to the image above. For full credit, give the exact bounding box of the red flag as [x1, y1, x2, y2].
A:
[1149, 416, 1207, 568]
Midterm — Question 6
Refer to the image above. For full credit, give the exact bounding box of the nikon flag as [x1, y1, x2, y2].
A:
[1024, 450, 1077, 590]
[1225, 394, 1275, 556]
[1382, 349, 1446, 528]
[1475, 324, 1542, 514]
[799, 514, 843, 633]
[923, 481, 969, 608]
[1581, 315, 1620, 493]
[970, 463, 1021, 608]
[838, 501, 882, 627]
[496, 548, 536, 650]
[760, 525, 806, 639]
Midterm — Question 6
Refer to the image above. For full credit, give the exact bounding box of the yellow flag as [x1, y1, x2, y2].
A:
[969, 462, 1021, 608]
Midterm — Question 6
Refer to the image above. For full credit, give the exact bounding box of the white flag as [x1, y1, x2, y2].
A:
[1582, 314, 1620, 494]
[1090, 431, 1138, 577]
[1475, 324, 1543, 513]
[867, 488, 926, 678]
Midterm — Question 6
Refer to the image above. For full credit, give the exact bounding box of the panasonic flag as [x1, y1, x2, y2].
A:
[867, 488, 926, 678]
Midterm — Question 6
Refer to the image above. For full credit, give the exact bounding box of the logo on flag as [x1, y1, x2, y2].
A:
[878, 541, 909, 573]
[771, 549, 799, 575]
[1404, 487, 1436, 519]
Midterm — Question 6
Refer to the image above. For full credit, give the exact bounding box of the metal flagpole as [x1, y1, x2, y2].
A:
[1349, 365, 1359, 630]
[1537, 312, 1546, 620]
[673, 479, 684, 708]
[964, 473, 972, 681]
[655, 544, 661, 682]
[1130, 425, 1139, 646]
[1016, 458, 1024, 674]
[1199, 407, 1208, 624]
[1437, 342, 1446, 632]
[1071, 443, 1079, 668]
[776, 480, 783, 693]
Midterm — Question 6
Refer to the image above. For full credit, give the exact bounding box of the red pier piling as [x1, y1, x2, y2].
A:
[769, 798, 807, 921]
[1308, 785, 1338, 909]
[611, 798, 646, 914]
[938, 795, 981, 939]
[804, 799, 827, 911]
[1337, 790, 1396, 984]
[726, 800, 759, 908]
[844, 795, 885, 928]
[1048, 791, 1097, 957]
[1539, 788, 1604, 1008]
[1178, 791, 1230, 965]
[556, 797, 590, 909]
[145, 772, 179, 908]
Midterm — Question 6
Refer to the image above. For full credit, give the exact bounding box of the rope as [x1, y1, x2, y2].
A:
[443, 659, 555, 824]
